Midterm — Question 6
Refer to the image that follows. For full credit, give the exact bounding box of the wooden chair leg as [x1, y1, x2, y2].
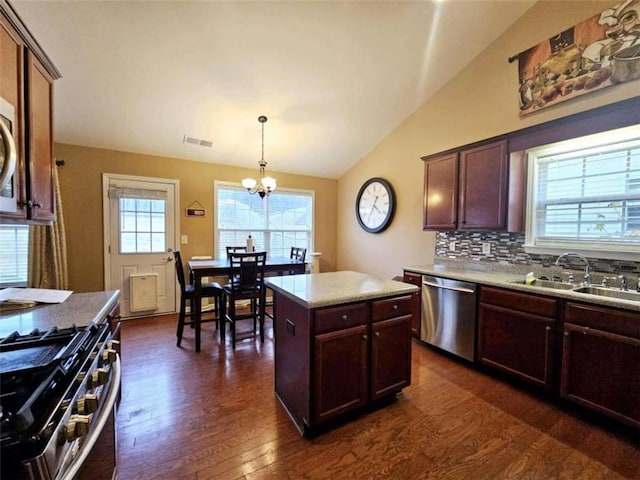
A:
[176, 298, 186, 347]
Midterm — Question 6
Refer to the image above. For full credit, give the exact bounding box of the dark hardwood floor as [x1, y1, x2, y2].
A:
[116, 314, 639, 480]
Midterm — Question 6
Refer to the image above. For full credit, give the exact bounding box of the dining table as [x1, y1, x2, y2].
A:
[187, 256, 306, 350]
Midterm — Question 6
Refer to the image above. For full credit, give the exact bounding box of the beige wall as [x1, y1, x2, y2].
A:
[336, 0, 639, 280]
[55, 143, 337, 292]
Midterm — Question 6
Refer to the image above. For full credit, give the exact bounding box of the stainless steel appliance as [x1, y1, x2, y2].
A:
[420, 274, 477, 361]
[0, 95, 18, 212]
[0, 323, 120, 479]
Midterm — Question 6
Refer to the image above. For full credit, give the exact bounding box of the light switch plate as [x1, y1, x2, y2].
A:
[482, 242, 491, 255]
[449, 241, 456, 252]
[181, 235, 188, 244]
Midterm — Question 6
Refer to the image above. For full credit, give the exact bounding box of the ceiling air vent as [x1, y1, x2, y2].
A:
[183, 135, 213, 148]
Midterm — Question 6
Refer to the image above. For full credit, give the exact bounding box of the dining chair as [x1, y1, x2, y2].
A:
[222, 251, 267, 349]
[174, 251, 225, 349]
[290, 247, 307, 274]
[226, 246, 247, 257]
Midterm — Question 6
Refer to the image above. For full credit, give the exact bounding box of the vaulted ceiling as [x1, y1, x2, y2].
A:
[12, 0, 535, 178]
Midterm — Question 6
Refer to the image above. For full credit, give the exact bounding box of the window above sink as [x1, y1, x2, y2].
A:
[524, 124, 640, 262]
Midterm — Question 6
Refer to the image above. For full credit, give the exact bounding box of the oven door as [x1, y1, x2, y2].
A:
[0, 96, 18, 212]
[57, 356, 121, 480]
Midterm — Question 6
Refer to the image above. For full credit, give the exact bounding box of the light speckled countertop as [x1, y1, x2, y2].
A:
[404, 263, 640, 313]
[0, 290, 120, 337]
[265, 271, 418, 308]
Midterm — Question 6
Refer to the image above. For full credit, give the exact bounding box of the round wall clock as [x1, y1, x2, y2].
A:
[355, 177, 396, 233]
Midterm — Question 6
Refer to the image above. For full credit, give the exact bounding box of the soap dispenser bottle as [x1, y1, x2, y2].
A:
[246, 235, 254, 252]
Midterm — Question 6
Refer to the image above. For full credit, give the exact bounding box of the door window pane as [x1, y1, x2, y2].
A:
[119, 197, 166, 253]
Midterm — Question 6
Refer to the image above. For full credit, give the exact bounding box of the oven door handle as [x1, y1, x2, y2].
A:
[57, 355, 121, 480]
[0, 116, 17, 190]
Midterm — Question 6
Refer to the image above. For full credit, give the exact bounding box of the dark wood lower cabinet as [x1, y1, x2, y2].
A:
[371, 315, 412, 399]
[314, 325, 368, 423]
[561, 303, 640, 429]
[273, 292, 413, 434]
[478, 287, 558, 391]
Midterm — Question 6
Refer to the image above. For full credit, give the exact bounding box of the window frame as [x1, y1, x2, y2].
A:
[214, 181, 315, 259]
[524, 124, 640, 261]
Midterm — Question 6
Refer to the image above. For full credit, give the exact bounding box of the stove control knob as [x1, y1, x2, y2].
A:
[91, 367, 110, 387]
[102, 348, 117, 365]
[77, 394, 98, 414]
[65, 414, 92, 441]
[108, 339, 120, 351]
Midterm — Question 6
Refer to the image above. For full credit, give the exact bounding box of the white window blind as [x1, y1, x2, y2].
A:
[525, 125, 640, 258]
[0, 225, 29, 287]
[215, 183, 313, 259]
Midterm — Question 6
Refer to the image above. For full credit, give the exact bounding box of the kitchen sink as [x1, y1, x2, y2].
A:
[512, 279, 576, 290]
[571, 286, 640, 302]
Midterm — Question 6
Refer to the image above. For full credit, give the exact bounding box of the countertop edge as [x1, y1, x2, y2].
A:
[403, 265, 640, 313]
[266, 272, 418, 309]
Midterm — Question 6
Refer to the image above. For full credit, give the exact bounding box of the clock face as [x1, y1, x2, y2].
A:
[355, 178, 395, 233]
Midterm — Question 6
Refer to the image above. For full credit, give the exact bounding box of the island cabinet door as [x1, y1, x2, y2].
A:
[371, 315, 412, 400]
[313, 324, 368, 424]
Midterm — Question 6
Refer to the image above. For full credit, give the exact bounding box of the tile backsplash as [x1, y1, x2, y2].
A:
[435, 231, 640, 274]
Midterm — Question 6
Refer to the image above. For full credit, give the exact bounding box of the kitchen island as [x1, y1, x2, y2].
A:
[265, 271, 419, 435]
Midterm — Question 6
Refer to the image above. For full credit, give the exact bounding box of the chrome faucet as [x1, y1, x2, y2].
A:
[554, 252, 590, 285]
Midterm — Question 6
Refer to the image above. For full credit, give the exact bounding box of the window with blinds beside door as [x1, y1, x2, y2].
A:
[0, 224, 28, 287]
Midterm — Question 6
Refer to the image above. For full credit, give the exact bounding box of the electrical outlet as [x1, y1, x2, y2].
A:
[449, 241, 456, 252]
[482, 242, 491, 255]
[181, 235, 188, 244]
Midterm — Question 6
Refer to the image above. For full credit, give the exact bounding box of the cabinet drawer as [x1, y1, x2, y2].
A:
[565, 302, 640, 339]
[372, 295, 413, 322]
[314, 303, 368, 334]
[403, 272, 421, 287]
[480, 286, 557, 318]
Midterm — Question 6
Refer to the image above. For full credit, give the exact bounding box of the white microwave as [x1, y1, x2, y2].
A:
[0, 95, 18, 213]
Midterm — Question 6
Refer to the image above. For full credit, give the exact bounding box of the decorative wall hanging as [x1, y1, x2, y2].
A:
[185, 200, 206, 217]
[512, 0, 640, 117]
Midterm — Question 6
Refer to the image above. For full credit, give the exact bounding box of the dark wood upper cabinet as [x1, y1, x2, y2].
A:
[423, 152, 457, 229]
[1, 2, 59, 224]
[458, 141, 508, 230]
[423, 140, 515, 231]
[25, 51, 55, 222]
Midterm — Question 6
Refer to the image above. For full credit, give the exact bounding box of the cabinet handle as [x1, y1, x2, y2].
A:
[341, 314, 348, 321]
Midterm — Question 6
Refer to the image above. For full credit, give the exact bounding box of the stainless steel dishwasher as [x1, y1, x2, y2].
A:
[420, 274, 477, 361]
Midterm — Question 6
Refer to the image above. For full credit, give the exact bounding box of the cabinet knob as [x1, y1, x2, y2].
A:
[362, 334, 368, 340]
[392, 304, 398, 311]
[564, 332, 570, 337]
[545, 326, 552, 332]
[341, 314, 348, 321]
[374, 331, 380, 337]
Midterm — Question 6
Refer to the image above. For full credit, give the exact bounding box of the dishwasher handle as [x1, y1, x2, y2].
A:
[422, 281, 475, 294]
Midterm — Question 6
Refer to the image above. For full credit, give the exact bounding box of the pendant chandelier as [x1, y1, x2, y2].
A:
[242, 115, 276, 198]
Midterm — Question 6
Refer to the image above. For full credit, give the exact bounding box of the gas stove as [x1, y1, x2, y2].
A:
[0, 323, 120, 479]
